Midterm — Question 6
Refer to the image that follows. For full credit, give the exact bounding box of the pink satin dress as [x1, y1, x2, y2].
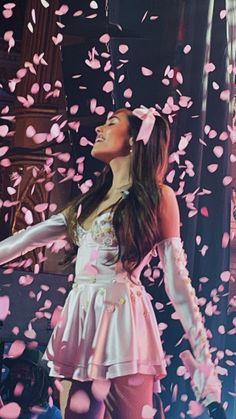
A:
[0, 212, 167, 384]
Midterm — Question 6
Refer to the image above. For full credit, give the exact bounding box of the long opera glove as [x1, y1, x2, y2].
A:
[0, 213, 67, 266]
[157, 237, 222, 407]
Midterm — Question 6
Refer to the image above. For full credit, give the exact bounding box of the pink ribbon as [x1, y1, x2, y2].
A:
[132, 105, 159, 145]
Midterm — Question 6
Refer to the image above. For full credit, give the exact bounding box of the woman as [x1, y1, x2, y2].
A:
[0, 107, 223, 419]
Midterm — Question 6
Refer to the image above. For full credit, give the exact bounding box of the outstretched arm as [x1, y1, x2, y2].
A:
[0, 213, 67, 266]
[156, 185, 223, 416]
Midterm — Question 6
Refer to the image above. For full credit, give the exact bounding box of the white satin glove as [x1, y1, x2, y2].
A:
[0, 213, 67, 265]
[157, 237, 221, 407]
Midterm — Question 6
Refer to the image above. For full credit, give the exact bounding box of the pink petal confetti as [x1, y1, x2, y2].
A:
[52, 33, 63, 45]
[0, 296, 10, 320]
[27, 22, 34, 33]
[0, 158, 11, 167]
[31, 83, 39, 94]
[213, 145, 224, 158]
[209, 129, 217, 139]
[223, 176, 232, 186]
[25, 209, 33, 225]
[155, 302, 164, 310]
[150, 15, 159, 21]
[176, 71, 183, 84]
[200, 207, 208, 217]
[12, 326, 20, 335]
[119, 44, 129, 54]
[103, 80, 113, 93]
[141, 66, 153, 76]
[220, 89, 230, 101]
[141, 404, 157, 418]
[124, 88, 132, 98]
[162, 78, 170, 86]
[205, 62, 216, 73]
[43, 83, 51, 91]
[33, 133, 47, 144]
[0, 403, 21, 419]
[19, 274, 34, 286]
[222, 232, 230, 248]
[188, 401, 204, 418]
[90, 1, 98, 9]
[91, 380, 111, 400]
[70, 390, 90, 413]
[3, 9, 13, 19]
[212, 81, 219, 90]
[7, 186, 16, 195]
[24, 323, 37, 339]
[0, 146, 9, 157]
[73, 10, 83, 17]
[70, 105, 79, 114]
[220, 9, 227, 19]
[166, 169, 175, 183]
[90, 98, 97, 113]
[183, 44, 191, 54]
[6, 340, 26, 358]
[34, 203, 48, 212]
[41, 0, 49, 7]
[207, 164, 218, 173]
[50, 123, 60, 138]
[179, 96, 191, 107]
[219, 131, 228, 141]
[55, 4, 69, 16]
[95, 106, 105, 115]
[218, 325, 225, 334]
[80, 137, 93, 146]
[0, 125, 9, 137]
[26, 125, 36, 138]
[14, 382, 24, 397]
[220, 271, 230, 282]
[99, 33, 110, 43]
[141, 10, 148, 23]
[68, 121, 80, 132]
[45, 181, 55, 191]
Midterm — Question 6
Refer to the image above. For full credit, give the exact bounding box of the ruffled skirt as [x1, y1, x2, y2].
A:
[42, 280, 167, 383]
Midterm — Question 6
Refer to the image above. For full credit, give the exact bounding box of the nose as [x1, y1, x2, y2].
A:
[95, 125, 103, 135]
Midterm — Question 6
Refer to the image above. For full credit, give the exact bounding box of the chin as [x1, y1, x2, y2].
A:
[91, 148, 108, 163]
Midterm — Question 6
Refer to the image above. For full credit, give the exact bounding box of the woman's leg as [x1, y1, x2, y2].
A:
[104, 373, 157, 419]
[60, 379, 105, 419]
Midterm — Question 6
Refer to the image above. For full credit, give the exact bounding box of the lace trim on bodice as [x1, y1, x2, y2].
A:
[76, 211, 118, 247]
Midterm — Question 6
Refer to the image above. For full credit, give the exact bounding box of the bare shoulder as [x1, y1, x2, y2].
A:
[157, 184, 180, 240]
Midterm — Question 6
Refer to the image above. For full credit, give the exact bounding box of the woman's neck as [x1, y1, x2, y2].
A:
[109, 155, 132, 191]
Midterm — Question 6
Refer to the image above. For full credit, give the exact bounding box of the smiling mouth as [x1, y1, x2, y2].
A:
[95, 136, 105, 143]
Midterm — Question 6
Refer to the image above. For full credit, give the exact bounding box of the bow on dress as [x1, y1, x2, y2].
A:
[132, 105, 159, 145]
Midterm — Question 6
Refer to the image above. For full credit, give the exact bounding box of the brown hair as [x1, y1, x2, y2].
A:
[63, 108, 170, 275]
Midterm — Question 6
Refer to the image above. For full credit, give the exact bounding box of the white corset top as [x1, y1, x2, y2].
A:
[74, 211, 155, 287]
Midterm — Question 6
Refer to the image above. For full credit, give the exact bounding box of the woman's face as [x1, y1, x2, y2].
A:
[91, 110, 132, 163]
